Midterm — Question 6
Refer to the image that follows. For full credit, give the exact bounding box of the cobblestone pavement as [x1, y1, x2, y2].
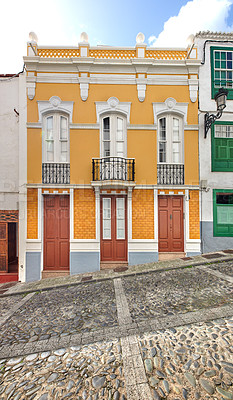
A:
[208, 260, 233, 277]
[122, 267, 233, 322]
[0, 260, 232, 399]
[0, 281, 117, 347]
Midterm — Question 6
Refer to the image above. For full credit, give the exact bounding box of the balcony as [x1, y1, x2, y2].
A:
[92, 157, 135, 182]
[42, 163, 70, 184]
[157, 164, 184, 185]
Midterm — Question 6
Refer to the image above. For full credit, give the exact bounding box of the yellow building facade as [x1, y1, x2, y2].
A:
[24, 34, 201, 281]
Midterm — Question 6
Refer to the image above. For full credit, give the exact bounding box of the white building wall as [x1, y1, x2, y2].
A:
[0, 76, 20, 210]
[195, 34, 233, 252]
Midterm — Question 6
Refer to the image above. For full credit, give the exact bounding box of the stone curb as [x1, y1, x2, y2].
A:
[1, 255, 233, 298]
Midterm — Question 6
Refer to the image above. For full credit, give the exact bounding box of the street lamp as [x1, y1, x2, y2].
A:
[204, 88, 228, 138]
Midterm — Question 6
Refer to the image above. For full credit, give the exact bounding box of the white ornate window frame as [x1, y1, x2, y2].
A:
[37, 96, 74, 164]
[153, 98, 188, 164]
[37, 96, 74, 123]
[153, 97, 188, 126]
[95, 97, 131, 123]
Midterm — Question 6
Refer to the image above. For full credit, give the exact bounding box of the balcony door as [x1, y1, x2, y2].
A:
[158, 196, 184, 252]
[100, 116, 127, 180]
[100, 196, 127, 262]
[44, 195, 70, 270]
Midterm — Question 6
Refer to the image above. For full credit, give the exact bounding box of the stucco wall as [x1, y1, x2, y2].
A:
[0, 77, 19, 210]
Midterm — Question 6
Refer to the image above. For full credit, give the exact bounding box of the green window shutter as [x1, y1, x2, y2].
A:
[213, 190, 233, 236]
[212, 135, 233, 171]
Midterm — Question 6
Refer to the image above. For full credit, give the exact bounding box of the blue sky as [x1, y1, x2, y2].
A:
[1, 0, 233, 73]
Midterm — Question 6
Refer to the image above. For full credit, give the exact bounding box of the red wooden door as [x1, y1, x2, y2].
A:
[158, 196, 184, 252]
[44, 195, 70, 270]
[0, 223, 8, 272]
[101, 196, 127, 262]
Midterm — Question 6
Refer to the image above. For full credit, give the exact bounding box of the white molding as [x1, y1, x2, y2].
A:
[94, 187, 100, 241]
[188, 78, 198, 103]
[38, 188, 42, 241]
[95, 97, 131, 123]
[154, 189, 158, 241]
[26, 241, 42, 251]
[70, 188, 74, 241]
[70, 123, 100, 130]
[184, 124, 199, 131]
[127, 187, 133, 241]
[27, 82, 36, 100]
[26, 121, 198, 131]
[185, 189, 190, 241]
[37, 96, 74, 123]
[153, 98, 189, 124]
[70, 241, 100, 252]
[18, 73, 27, 282]
[128, 240, 158, 252]
[128, 124, 155, 130]
[91, 181, 135, 190]
[79, 76, 89, 101]
[27, 122, 42, 129]
[186, 240, 201, 253]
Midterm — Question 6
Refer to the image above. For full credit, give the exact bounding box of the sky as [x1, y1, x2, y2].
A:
[1, 0, 233, 73]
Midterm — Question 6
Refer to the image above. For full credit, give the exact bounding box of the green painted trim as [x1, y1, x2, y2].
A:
[210, 46, 233, 99]
[211, 121, 233, 172]
[213, 189, 233, 237]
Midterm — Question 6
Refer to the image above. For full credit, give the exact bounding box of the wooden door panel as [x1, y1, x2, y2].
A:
[115, 241, 126, 261]
[45, 241, 56, 268]
[59, 241, 69, 269]
[101, 196, 127, 262]
[159, 210, 169, 239]
[44, 195, 69, 270]
[46, 210, 57, 239]
[58, 209, 69, 239]
[172, 210, 182, 239]
[101, 241, 114, 261]
[159, 197, 169, 208]
[0, 223, 8, 272]
[158, 196, 184, 253]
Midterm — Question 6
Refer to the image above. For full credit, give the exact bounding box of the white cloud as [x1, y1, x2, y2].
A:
[148, 0, 233, 48]
[148, 35, 157, 44]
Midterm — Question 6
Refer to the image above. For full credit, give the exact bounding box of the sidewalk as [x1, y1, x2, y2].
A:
[1, 249, 233, 296]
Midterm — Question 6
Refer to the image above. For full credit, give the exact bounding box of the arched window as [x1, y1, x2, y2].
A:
[158, 115, 183, 164]
[101, 115, 126, 158]
[43, 113, 69, 163]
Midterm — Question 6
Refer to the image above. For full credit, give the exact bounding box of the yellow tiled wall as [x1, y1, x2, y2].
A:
[27, 189, 38, 239]
[189, 190, 200, 239]
[132, 189, 154, 239]
[74, 189, 96, 239]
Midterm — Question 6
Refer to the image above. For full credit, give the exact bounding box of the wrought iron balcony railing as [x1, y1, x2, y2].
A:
[92, 157, 135, 182]
[157, 164, 184, 185]
[42, 163, 70, 184]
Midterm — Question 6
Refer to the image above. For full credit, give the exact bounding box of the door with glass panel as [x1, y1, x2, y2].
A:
[100, 196, 127, 262]
[101, 116, 126, 180]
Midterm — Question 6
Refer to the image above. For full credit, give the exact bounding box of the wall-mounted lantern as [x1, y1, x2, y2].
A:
[204, 88, 228, 138]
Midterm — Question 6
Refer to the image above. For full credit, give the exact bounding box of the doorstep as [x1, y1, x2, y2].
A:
[158, 252, 185, 261]
[42, 270, 70, 279]
[100, 262, 128, 270]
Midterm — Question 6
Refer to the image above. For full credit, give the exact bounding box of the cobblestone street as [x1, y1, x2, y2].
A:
[0, 257, 233, 399]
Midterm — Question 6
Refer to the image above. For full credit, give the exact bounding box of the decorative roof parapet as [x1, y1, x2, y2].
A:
[37, 47, 188, 61]
[195, 31, 233, 40]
